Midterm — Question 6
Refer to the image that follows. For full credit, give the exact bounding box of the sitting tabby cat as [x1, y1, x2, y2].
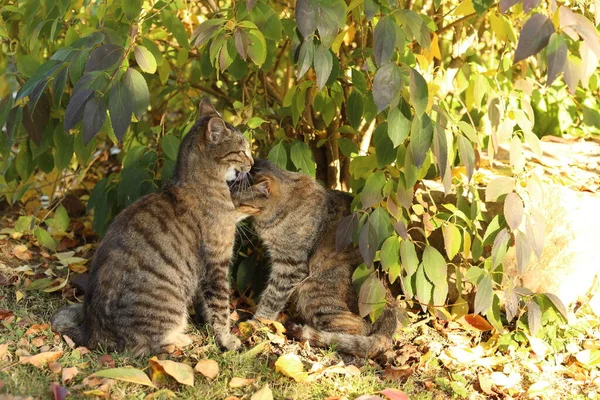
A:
[231, 159, 396, 358]
[51, 99, 253, 354]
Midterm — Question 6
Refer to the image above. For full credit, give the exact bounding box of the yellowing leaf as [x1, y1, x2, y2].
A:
[229, 377, 255, 388]
[15, 290, 23, 303]
[194, 359, 219, 380]
[251, 384, 274, 400]
[149, 357, 194, 386]
[62, 366, 79, 384]
[92, 367, 155, 387]
[20, 351, 63, 368]
[274, 353, 308, 382]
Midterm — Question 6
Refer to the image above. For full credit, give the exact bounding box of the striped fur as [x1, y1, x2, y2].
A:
[51, 99, 252, 354]
[231, 159, 397, 358]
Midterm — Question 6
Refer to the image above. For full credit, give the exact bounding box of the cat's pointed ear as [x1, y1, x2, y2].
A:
[206, 117, 229, 142]
[255, 178, 272, 197]
[199, 98, 221, 118]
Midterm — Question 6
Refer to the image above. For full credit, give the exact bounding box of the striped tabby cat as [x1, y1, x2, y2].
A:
[231, 159, 396, 358]
[51, 99, 253, 354]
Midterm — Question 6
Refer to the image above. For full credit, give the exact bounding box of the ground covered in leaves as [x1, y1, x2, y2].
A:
[0, 205, 599, 400]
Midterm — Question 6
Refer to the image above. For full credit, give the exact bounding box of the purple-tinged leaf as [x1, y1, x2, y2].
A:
[513, 13, 555, 63]
[316, 2, 346, 48]
[336, 214, 358, 252]
[374, 16, 397, 67]
[82, 96, 106, 144]
[474, 274, 493, 315]
[409, 68, 428, 117]
[16, 59, 63, 101]
[504, 192, 524, 231]
[191, 19, 225, 48]
[522, 0, 541, 12]
[373, 63, 401, 112]
[85, 44, 124, 72]
[52, 67, 69, 105]
[124, 68, 149, 120]
[23, 93, 50, 146]
[526, 209, 545, 259]
[505, 289, 519, 322]
[64, 89, 94, 131]
[564, 55, 583, 94]
[396, 175, 413, 210]
[544, 293, 568, 321]
[296, 39, 314, 79]
[485, 176, 515, 201]
[457, 135, 475, 182]
[527, 299, 541, 335]
[491, 227, 510, 268]
[247, 0, 257, 11]
[546, 33, 567, 86]
[295, 0, 317, 39]
[359, 219, 377, 267]
[108, 81, 132, 141]
[234, 29, 249, 61]
[314, 44, 333, 90]
[515, 231, 532, 274]
[432, 122, 448, 178]
[393, 219, 408, 240]
[500, 0, 521, 13]
[410, 113, 433, 168]
[559, 7, 600, 59]
[358, 274, 386, 318]
[514, 286, 533, 297]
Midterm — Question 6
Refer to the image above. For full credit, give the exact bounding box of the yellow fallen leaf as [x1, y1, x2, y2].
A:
[0, 343, 9, 360]
[92, 367, 155, 387]
[527, 380, 552, 398]
[256, 318, 286, 335]
[145, 389, 177, 399]
[62, 366, 79, 384]
[251, 384, 273, 400]
[15, 290, 23, 303]
[48, 361, 62, 374]
[19, 351, 63, 368]
[194, 359, 219, 380]
[274, 353, 308, 382]
[149, 357, 194, 386]
[229, 377, 255, 388]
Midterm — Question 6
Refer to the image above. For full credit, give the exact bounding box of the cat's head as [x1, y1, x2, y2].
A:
[174, 98, 253, 185]
[230, 158, 297, 218]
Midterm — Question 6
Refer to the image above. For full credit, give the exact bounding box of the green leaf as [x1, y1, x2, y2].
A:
[346, 91, 363, 130]
[359, 219, 378, 267]
[374, 16, 397, 67]
[373, 122, 396, 168]
[358, 274, 386, 318]
[247, 117, 266, 129]
[360, 171, 386, 209]
[491, 227, 510, 269]
[388, 107, 410, 148]
[35, 227, 57, 251]
[457, 135, 475, 182]
[485, 177, 515, 201]
[295, 0, 317, 39]
[52, 67, 69, 105]
[410, 113, 433, 168]
[409, 68, 428, 117]
[15, 216, 35, 233]
[474, 274, 493, 315]
[108, 80, 132, 141]
[314, 45, 333, 90]
[290, 141, 315, 177]
[369, 207, 392, 248]
[422, 246, 447, 286]
[134, 46, 157, 74]
[124, 68, 149, 120]
[161, 134, 180, 161]
[381, 235, 400, 273]
[338, 137, 358, 157]
[546, 33, 567, 86]
[442, 223, 461, 260]
[415, 264, 433, 307]
[527, 299, 541, 335]
[400, 240, 418, 276]
[54, 205, 69, 232]
[395, 10, 430, 49]
[352, 263, 374, 292]
[472, 0, 494, 15]
[316, 0, 346, 48]
[247, 30, 267, 67]
[268, 141, 288, 168]
[16, 60, 63, 101]
[93, 368, 156, 388]
[373, 63, 401, 112]
[53, 125, 74, 170]
[162, 10, 189, 49]
[297, 39, 315, 79]
[123, 0, 143, 21]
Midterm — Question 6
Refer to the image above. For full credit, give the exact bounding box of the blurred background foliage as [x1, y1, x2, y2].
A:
[0, 0, 599, 332]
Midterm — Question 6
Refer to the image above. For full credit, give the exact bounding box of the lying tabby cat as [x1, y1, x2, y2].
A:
[51, 99, 253, 354]
[231, 159, 396, 358]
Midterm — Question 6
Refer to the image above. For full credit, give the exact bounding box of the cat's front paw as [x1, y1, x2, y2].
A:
[219, 334, 241, 351]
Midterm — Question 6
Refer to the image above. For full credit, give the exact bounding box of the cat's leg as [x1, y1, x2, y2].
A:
[254, 260, 309, 321]
[295, 277, 370, 335]
[202, 257, 241, 351]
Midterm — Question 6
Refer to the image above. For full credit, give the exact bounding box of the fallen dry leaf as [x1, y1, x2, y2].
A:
[382, 365, 413, 383]
[223, 397, 242, 400]
[378, 388, 410, 400]
[32, 337, 45, 348]
[48, 362, 62, 374]
[92, 367, 155, 388]
[26, 324, 50, 335]
[98, 354, 115, 368]
[148, 357, 194, 386]
[250, 384, 273, 400]
[477, 373, 494, 395]
[62, 366, 79, 384]
[229, 377, 255, 388]
[463, 314, 493, 331]
[12, 245, 33, 261]
[274, 353, 308, 382]
[20, 351, 63, 368]
[50, 382, 68, 400]
[490, 371, 521, 389]
[0, 343, 9, 360]
[0, 309, 14, 320]
[194, 359, 219, 380]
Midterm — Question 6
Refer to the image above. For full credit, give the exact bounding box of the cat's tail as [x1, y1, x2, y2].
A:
[285, 308, 397, 359]
[50, 303, 86, 345]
